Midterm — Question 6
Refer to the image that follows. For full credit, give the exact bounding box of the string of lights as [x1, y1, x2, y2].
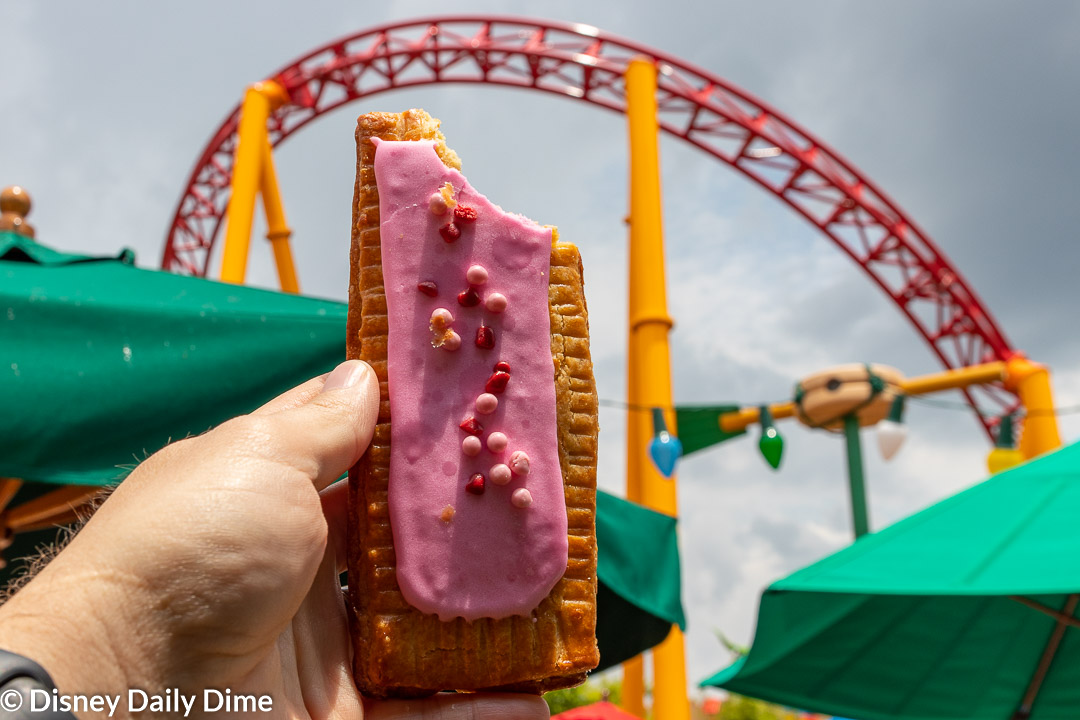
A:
[602, 385, 1074, 480]
[599, 396, 1080, 419]
[597, 398, 788, 412]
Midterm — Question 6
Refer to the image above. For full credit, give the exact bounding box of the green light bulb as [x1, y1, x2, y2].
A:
[758, 406, 784, 470]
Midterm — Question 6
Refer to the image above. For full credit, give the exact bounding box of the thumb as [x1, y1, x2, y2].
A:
[264, 359, 381, 490]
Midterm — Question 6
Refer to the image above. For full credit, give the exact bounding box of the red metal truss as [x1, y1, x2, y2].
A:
[162, 15, 1018, 437]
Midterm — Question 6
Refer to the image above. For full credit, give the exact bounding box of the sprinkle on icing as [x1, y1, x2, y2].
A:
[485, 293, 508, 313]
[485, 371, 511, 394]
[511, 488, 534, 508]
[458, 287, 481, 307]
[466, 473, 486, 495]
[440, 504, 456, 522]
[429, 182, 457, 216]
[466, 264, 488, 285]
[462, 435, 482, 456]
[454, 205, 478, 222]
[429, 193, 449, 216]
[441, 330, 461, 351]
[475, 393, 498, 415]
[459, 417, 483, 435]
[476, 324, 495, 349]
[429, 308, 457, 349]
[490, 464, 512, 485]
[487, 432, 509, 453]
[509, 450, 531, 477]
[430, 307, 453, 329]
[439, 223, 460, 243]
[494, 361, 511, 373]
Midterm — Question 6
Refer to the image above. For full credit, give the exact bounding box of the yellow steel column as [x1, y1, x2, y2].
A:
[1005, 356, 1062, 459]
[220, 80, 288, 285]
[621, 656, 646, 718]
[259, 137, 300, 293]
[624, 56, 690, 720]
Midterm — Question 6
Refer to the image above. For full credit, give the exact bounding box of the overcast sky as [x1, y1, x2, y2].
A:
[4, 0, 1080, 697]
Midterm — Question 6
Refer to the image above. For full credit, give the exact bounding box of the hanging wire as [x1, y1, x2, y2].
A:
[598, 398, 790, 412]
[906, 395, 1080, 418]
[599, 394, 1080, 419]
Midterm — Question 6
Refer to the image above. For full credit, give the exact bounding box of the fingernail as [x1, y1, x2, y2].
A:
[322, 360, 368, 393]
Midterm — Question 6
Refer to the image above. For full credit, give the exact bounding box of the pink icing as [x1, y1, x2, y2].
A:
[374, 139, 568, 622]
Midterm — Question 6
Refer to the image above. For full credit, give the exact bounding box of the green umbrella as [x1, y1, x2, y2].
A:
[0, 231, 346, 488]
[0, 231, 683, 667]
[595, 490, 686, 671]
[704, 440, 1080, 720]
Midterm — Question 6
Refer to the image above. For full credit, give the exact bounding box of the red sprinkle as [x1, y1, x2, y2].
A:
[439, 223, 461, 243]
[459, 417, 483, 436]
[494, 361, 511, 374]
[466, 473, 486, 495]
[454, 205, 478, 222]
[417, 281, 438, 297]
[485, 371, 511, 394]
[476, 324, 495, 349]
[457, 287, 481, 307]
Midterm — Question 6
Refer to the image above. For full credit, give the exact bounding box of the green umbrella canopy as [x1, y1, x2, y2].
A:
[0, 231, 346, 486]
[595, 490, 686, 672]
[0, 231, 683, 665]
[704, 440, 1080, 720]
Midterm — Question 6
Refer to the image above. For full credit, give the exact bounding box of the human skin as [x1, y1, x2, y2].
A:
[0, 360, 550, 720]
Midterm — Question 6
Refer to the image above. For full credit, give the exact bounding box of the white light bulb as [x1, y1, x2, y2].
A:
[877, 419, 907, 461]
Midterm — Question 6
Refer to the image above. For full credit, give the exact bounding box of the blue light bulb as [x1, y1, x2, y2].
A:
[649, 431, 683, 478]
[648, 407, 682, 478]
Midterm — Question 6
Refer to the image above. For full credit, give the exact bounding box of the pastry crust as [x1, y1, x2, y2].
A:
[346, 109, 600, 698]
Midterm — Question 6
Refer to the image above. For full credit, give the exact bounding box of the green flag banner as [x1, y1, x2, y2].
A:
[675, 405, 746, 456]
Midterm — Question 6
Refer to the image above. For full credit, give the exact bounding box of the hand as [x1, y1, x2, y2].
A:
[0, 360, 550, 719]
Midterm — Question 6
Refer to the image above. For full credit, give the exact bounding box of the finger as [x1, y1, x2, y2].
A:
[320, 479, 350, 575]
[251, 372, 332, 416]
[264, 360, 380, 490]
[291, 521, 365, 719]
[363, 694, 550, 720]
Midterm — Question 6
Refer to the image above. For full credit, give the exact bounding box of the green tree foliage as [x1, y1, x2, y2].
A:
[715, 694, 793, 720]
[544, 675, 623, 714]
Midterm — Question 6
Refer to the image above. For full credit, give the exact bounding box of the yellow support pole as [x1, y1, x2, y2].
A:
[621, 655, 646, 718]
[624, 56, 690, 720]
[1005, 356, 1062, 459]
[259, 137, 300, 294]
[220, 80, 289, 285]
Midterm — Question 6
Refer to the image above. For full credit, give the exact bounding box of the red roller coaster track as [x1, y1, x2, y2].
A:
[162, 15, 1018, 437]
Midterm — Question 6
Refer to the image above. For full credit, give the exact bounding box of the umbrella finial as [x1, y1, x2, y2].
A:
[0, 186, 35, 238]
